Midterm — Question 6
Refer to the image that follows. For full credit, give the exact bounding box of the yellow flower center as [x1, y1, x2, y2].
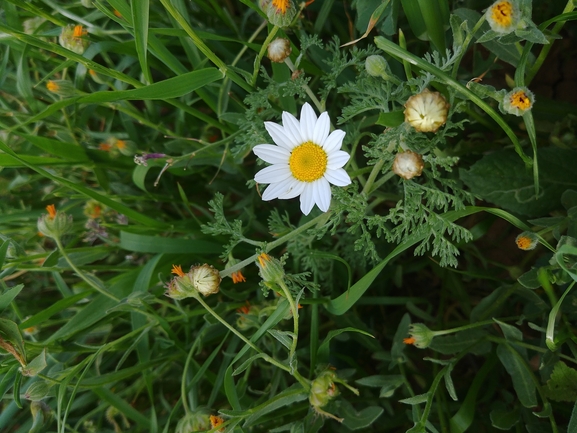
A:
[46, 204, 57, 219]
[289, 142, 327, 182]
[510, 90, 532, 110]
[46, 81, 59, 93]
[257, 253, 271, 268]
[516, 236, 532, 250]
[491, 1, 514, 27]
[272, 0, 290, 14]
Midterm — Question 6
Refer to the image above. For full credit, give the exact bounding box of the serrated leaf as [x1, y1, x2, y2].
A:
[460, 148, 577, 217]
[543, 361, 577, 402]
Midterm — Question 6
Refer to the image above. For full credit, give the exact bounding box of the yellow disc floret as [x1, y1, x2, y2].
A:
[272, 0, 290, 14]
[509, 90, 532, 111]
[289, 142, 327, 182]
[491, 1, 514, 27]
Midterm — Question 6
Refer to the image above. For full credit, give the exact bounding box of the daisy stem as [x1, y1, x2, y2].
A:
[284, 58, 324, 112]
[251, 25, 280, 86]
[361, 159, 386, 196]
[54, 238, 120, 302]
[193, 294, 310, 389]
[220, 212, 331, 278]
[277, 279, 299, 364]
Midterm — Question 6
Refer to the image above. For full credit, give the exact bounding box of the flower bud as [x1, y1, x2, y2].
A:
[486, 0, 521, 34]
[515, 231, 538, 251]
[260, 0, 297, 27]
[309, 370, 340, 410]
[404, 323, 435, 349]
[37, 205, 73, 240]
[46, 80, 76, 97]
[404, 89, 449, 133]
[59, 24, 89, 55]
[267, 38, 292, 63]
[365, 55, 389, 79]
[255, 253, 285, 286]
[392, 150, 424, 180]
[500, 87, 534, 116]
[175, 409, 211, 433]
[210, 415, 225, 432]
[165, 264, 221, 300]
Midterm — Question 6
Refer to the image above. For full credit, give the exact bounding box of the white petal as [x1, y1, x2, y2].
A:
[327, 150, 350, 169]
[254, 164, 292, 184]
[300, 103, 317, 142]
[253, 144, 290, 165]
[262, 181, 291, 201]
[299, 184, 315, 216]
[313, 178, 331, 212]
[264, 122, 294, 150]
[324, 168, 351, 186]
[282, 111, 304, 145]
[322, 129, 345, 153]
[278, 179, 306, 199]
[313, 112, 330, 145]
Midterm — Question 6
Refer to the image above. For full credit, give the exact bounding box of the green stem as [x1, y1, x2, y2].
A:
[284, 58, 324, 112]
[451, 15, 486, 79]
[220, 212, 331, 278]
[55, 238, 119, 302]
[361, 159, 386, 196]
[193, 294, 310, 390]
[526, 1, 576, 85]
[278, 280, 299, 364]
[251, 25, 280, 86]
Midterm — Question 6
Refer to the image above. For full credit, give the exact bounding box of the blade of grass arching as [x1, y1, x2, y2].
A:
[131, 0, 152, 84]
[416, 0, 448, 53]
[5, 0, 66, 26]
[400, 0, 428, 40]
[106, 0, 132, 20]
[119, 232, 221, 254]
[374, 36, 532, 167]
[0, 140, 166, 228]
[0, 23, 142, 88]
[0, 154, 83, 167]
[18, 134, 89, 162]
[325, 206, 547, 315]
[313, 0, 336, 34]
[19, 291, 90, 331]
[159, 0, 252, 93]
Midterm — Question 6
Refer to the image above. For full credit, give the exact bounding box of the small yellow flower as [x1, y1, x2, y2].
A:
[171, 264, 185, 277]
[486, 0, 520, 34]
[73, 24, 87, 38]
[260, 0, 296, 27]
[59, 24, 89, 54]
[501, 87, 534, 116]
[404, 89, 449, 133]
[392, 150, 424, 180]
[231, 270, 246, 284]
[38, 204, 73, 240]
[515, 231, 538, 251]
[210, 415, 225, 431]
[46, 81, 59, 93]
[405, 323, 435, 349]
[272, 0, 291, 14]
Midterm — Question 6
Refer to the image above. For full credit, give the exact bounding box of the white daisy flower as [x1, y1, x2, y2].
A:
[253, 103, 351, 216]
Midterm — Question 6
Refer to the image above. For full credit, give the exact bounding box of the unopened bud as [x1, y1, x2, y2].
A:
[404, 89, 449, 133]
[392, 150, 424, 180]
[365, 55, 389, 79]
[59, 24, 89, 55]
[37, 205, 73, 240]
[255, 253, 285, 286]
[404, 323, 435, 348]
[165, 264, 221, 300]
[267, 38, 292, 63]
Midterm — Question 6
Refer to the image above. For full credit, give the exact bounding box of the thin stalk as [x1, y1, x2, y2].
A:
[284, 58, 324, 112]
[451, 15, 486, 79]
[278, 280, 299, 363]
[193, 295, 310, 390]
[361, 159, 386, 196]
[55, 238, 119, 302]
[251, 25, 280, 86]
[220, 211, 331, 278]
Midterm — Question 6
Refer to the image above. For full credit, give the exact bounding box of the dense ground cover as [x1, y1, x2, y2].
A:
[1, 0, 577, 432]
